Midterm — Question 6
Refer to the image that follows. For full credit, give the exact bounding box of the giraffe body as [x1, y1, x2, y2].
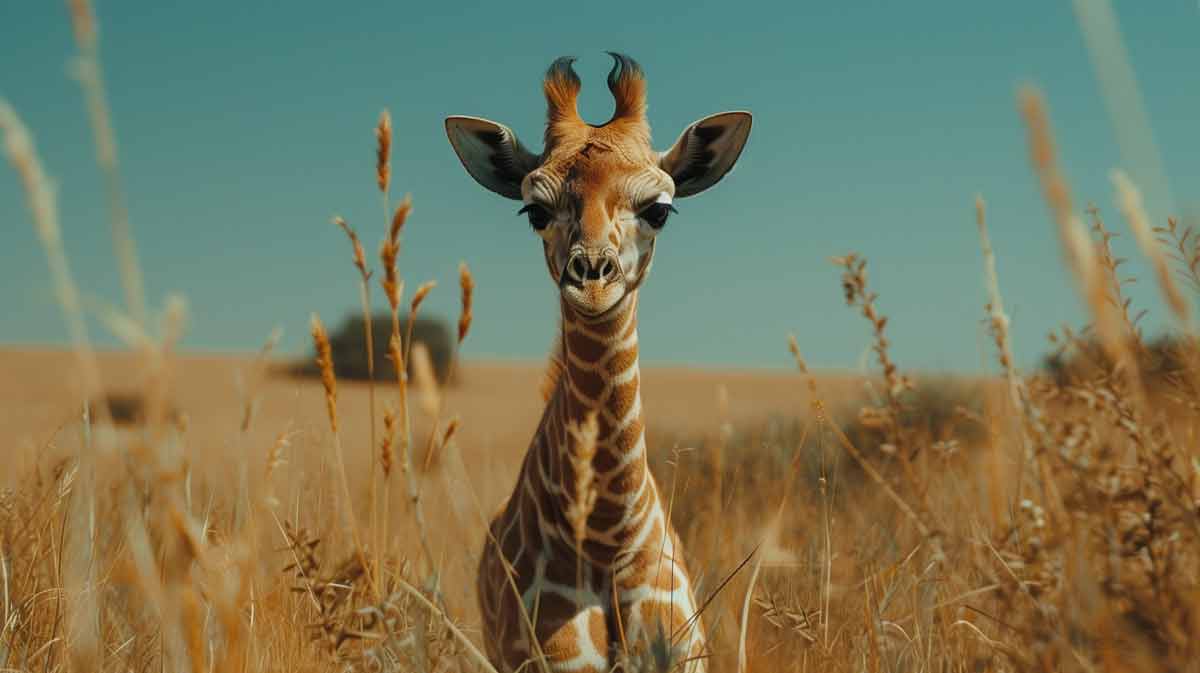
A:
[445, 53, 751, 671]
[478, 297, 705, 671]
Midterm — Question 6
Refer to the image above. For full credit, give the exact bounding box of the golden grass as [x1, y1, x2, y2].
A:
[3, 5, 1200, 673]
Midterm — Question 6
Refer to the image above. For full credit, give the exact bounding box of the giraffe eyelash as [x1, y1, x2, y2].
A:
[638, 202, 677, 230]
[518, 203, 553, 231]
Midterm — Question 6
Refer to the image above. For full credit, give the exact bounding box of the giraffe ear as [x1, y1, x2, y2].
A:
[445, 116, 540, 200]
[659, 111, 752, 198]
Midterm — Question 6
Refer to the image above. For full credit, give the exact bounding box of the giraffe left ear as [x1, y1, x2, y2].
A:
[445, 116, 541, 200]
[659, 111, 752, 198]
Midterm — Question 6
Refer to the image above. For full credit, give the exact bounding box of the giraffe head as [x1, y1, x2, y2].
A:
[446, 53, 752, 318]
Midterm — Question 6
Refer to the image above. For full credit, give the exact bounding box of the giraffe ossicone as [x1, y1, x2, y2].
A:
[445, 52, 752, 672]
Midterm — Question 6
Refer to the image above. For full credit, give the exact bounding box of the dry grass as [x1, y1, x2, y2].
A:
[3, 5, 1200, 673]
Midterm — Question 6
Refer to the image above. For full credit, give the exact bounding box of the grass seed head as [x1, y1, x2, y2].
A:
[375, 109, 391, 194]
[333, 216, 370, 281]
[381, 407, 396, 478]
[67, 0, 96, 48]
[387, 333, 405, 383]
[410, 280, 436, 316]
[380, 196, 411, 311]
[458, 261, 475, 345]
[310, 313, 338, 433]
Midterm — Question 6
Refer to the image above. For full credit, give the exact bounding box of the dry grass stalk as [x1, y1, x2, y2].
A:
[379, 198, 410, 568]
[975, 195, 1046, 518]
[0, 97, 112, 671]
[0, 102, 109, 425]
[334, 216, 371, 281]
[1019, 88, 1120, 355]
[1158, 216, 1200, 294]
[831, 253, 936, 525]
[239, 326, 283, 432]
[310, 313, 375, 599]
[1112, 169, 1191, 329]
[263, 429, 291, 508]
[975, 197, 1021, 403]
[68, 0, 145, 327]
[793, 332, 932, 540]
[390, 336, 434, 577]
[405, 279, 437, 374]
[422, 416, 459, 471]
[832, 253, 913, 439]
[334, 213, 382, 594]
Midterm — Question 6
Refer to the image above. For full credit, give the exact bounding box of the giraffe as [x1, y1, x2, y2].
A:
[444, 53, 751, 672]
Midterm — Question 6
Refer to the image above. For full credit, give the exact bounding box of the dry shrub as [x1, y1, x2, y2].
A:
[646, 250, 1200, 672]
[291, 313, 456, 384]
[1042, 332, 1198, 390]
[89, 390, 183, 427]
[652, 375, 988, 515]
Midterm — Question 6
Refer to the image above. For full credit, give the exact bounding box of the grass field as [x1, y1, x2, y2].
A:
[4, 3, 1200, 672]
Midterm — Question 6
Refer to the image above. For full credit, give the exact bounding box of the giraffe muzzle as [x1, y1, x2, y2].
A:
[563, 249, 622, 287]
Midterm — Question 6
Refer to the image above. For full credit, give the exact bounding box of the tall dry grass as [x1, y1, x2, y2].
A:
[3, 4, 1199, 673]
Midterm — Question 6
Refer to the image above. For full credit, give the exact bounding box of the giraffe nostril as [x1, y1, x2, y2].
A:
[602, 253, 622, 282]
[569, 256, 587, 282]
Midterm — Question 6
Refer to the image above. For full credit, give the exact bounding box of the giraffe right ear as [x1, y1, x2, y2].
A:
[445, 116, 540, 200]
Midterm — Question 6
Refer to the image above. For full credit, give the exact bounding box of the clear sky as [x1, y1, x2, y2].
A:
[2, 2, 1197, 371]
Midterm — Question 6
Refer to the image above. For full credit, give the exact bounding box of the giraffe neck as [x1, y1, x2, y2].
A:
[531, 291, 655, 566]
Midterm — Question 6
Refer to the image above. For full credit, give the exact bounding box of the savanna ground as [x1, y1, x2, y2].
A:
[4, 3, 1200, 672]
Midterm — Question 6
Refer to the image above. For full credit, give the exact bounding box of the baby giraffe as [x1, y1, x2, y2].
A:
[445, 53, 751, 672]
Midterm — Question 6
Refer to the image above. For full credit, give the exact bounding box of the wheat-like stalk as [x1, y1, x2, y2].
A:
[68, 0, 145, 327]
[310, 313, 376, 598]
[457, 262, 475, 346]
[404, 279, 437, 373]
[376, 109, 391, 194]
[1018, 88, 1116, 350]
[333, 213, 383, 596]
[389, 332, 434, 578]
[1, 98, 110, 670]
[311, 314, 339, 434]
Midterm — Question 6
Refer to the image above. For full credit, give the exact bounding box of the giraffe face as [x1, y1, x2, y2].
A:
[445, 54, 752, 317]
[520, 139, 674, 316]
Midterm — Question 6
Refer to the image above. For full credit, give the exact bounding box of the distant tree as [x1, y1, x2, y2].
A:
[295, 313, 456, 384]
[1041, 333, 1195, 388]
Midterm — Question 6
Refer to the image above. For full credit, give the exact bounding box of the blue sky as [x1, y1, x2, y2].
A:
[2, 1, 1197, 371]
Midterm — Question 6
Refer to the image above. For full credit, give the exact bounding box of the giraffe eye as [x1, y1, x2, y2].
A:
[518, 204, 552, 231]
[639, 202, 677, 230]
